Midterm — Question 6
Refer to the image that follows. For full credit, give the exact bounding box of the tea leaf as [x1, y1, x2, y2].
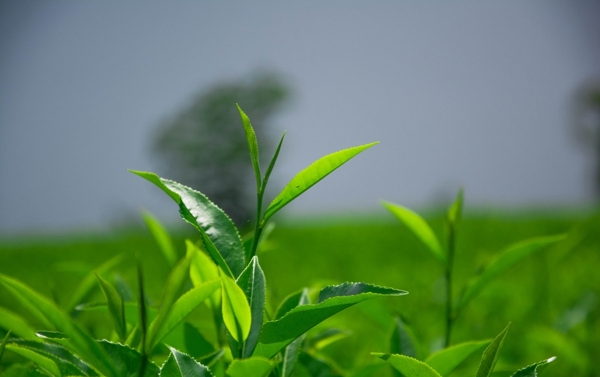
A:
[0, 308, 37, 340]
[161, 346, 213, 377]
[261, 132, 286, 194]
[0, 331, 10, 364]
[6, 344, 61, 377]
[373, 353, 442, 377]
[130, 170, 245, 277]
[96, 274, 127, 342]
[476, 324, 510, 377]
[446, 189, 464, 228]
[264, 142, 378, 221]
[281, 290, 310, 377]
[142, 211, 178, 267]
[237, 104, 261, 190]
[510, 356, 556, 377]
[147, 256, 192, 351]
[298, 352, 342, 377]
[456, 235, 567, 312]
[183, 323, 215, 359]
[187, 240, 221, 310]
[100, 340, 160, 377]
[221, 269, 251, 343]
[8, 339, 95, 376]
[390, 316, 418, 360]
[236, 256, 266, 357]
[425, 339, 490, 376]
[275, 289, 310, 320]
[254, 282, 407, 358]
[226, 357, 274, 377]
[382, 201, 445, 265]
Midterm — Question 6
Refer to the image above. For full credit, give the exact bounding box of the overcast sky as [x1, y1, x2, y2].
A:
[1, 1, 600, 233]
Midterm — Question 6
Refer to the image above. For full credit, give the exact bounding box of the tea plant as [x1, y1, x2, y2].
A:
[0, 105, 408, 376]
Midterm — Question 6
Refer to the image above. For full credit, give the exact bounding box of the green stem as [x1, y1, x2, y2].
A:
[248, 189, 265, 261]
[444, 225, 455, 348]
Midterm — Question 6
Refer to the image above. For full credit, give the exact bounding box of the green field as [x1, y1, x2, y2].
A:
[1, 209, 599, 376]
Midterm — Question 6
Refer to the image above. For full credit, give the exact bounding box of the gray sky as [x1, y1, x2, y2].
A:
[1, 1, 600, 233]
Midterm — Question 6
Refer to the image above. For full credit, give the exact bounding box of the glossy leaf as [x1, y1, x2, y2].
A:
[390, 316, 418, 360]
[147, 256, 192, 351]
[382, 201, 445, 264]
[0, 274, 117, 377]
[130, 170, 245, 277]
[0, 308, 37, 340]
[261, 132, 285, 194]
[281, 290, 310, 377]
[160, 346, 213, 377]
[374, 353, 442, 377]
[6, 344, 61, 377]
[154, 280, 221, 346]
[221, 269, 251, 343]
[7, 339, 95, 376]
[425, 340, 490, 376]
[236, 256, 266, 357]
[237, 104, 261, 189]
[456, 235, 566, 311]
[254, 282, 407, 358]
[511, 356, 556, 377]
[100, 340, 160, 377]
[476, 324, 510, 377]
[264, 142, 378, 221]
[95, 274, 126, 341]
[142, 211, 178, 267]
[226, 357, 274, 377]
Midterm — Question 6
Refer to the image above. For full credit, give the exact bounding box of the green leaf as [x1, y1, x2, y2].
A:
[373, 353, 442, 377]
[146, 256, 192, 351]
[456, 235, 566, 312]
[382, 201, 445, 265]
[390, 316, 418, 360]
[160, 346, 213, 377]
[35, 331, 67, 340]
[236, 256, 266, 358]
[142, 211, 178, 267]
[298, 352, 342, 377]
[0, 274, 117, 377]
[183, 323, 215, 358]
[6, 344, 61, 377]
[0, 308, 37, 340]
[154, 280, 221, 346]
[130, 170, 245, 277]
[221, 269, 251, 343]
[264, 142, 378, 221]
[7, 339, 96, 376]
[253, 282, 407, 358]
[226, 357, 274, 377]
[510, 356, 556, 377]
[100, 340, 160, 377]
[307, 328, 350, 351]
[476, 324, 510, 377]
[0, 330, 10, 364]
[261, 132, 285, 194]
[425, 340, 490, 377]
[446, 189, 464, 227]
[65, 254, 124, 313]
[95, 274, 127, 342]
[237, 104, 261, 190]
[275, 289, 310, 320]
[188, 241, 221, 310]
[281, 290, 310, 377]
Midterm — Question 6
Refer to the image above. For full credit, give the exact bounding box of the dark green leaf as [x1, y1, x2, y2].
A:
[0, 330, 10, 364]
[5, 344, 61, 377]
[476, 324, 510, 377]
[390, 317, 418, 360]
[264, 142, 378, 221]
[8, 339, 96, 376]
[130, 170, 245, 277]
[96, 274, 127, 341]
[275, 289, 310, 320]
[35, 331, 67, 340]
[221, 269, 251, 343]
[160, 346, 213, 377]
[226, 357, 274, 377]
[236, 256, 266, 357]
[281, 290, 310, 377]
[456, 235, 566, 312]
[425, 340, 490, 377]
[298, 352, 342, 377]
[373, 353, 442, 377]
[261, 132, 285, 194]
[142, 211, 178, 267]
[254, 283, 407, 358]
[184, 323, 215, 359]
[382, 201, 445, 264]
[237, 104, 261, 190]
[100, 340, 160, 377]
[510, 357, 556, 377]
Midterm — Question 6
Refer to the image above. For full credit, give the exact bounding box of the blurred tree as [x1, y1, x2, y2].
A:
[571, 80, 600, 198]
[151, 72, 290, 226]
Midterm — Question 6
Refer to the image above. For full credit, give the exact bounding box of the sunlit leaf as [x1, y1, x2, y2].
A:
[373, 353, 442, 377]
[160, 346, 213, 377]
[476, 324, 510, 377]
[425, 340, 490, 377]
[237, 104, 261, 190]
[236, 256, 266, 357]
[96, 274, 127, 342]
[510, 356, 556, 377]
[187, 240, 221, 310]
[0, 308, 37, 340]
[142, 211, 178, 267]
[226, 357, 274, 377]
[221, 269, 251, 343]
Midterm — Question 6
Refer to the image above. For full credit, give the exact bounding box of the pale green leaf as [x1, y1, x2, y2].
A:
[425, 340, 490, 376]
[254, 282, 407, 358]
[510, 356, 556, 377]
[226, 357, 274, 377]
[142, 211, 178, 267]
[264, 142, 378, 221]
[6, 344, 61, 377]
[382, 201, 445, 264]
[95, 274, 126, 341]
[0, 308, 37, 340]
[456, 235, 567, 312]
[237, 104, 261, 190]
[187, 241, 220, 310]
[236, 256, 266, 357]
[221, 269, 251, 343]
[476, 324, 510, 377]
[374, 353, 442, 377]
[130, 170, 245, 277]
[160, 346, 213, 377]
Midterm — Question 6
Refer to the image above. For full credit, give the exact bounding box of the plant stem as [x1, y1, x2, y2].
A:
[444, 224, 456, 348]
[248, 189, 265, 261]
